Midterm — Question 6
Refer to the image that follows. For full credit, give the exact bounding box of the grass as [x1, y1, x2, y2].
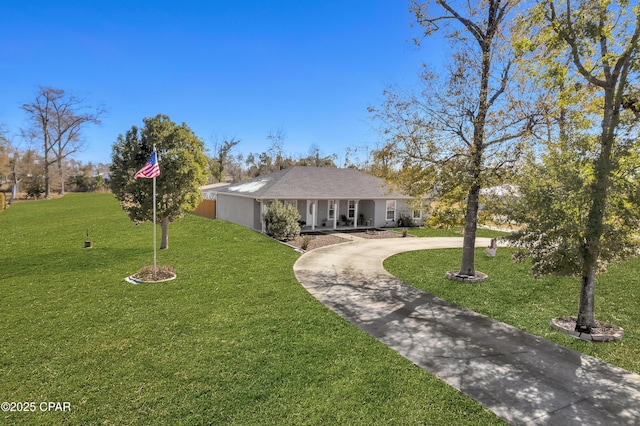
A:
[397, 227, 508, 239]
[384, 247, 640, 374]
[0, 193, 504, 425]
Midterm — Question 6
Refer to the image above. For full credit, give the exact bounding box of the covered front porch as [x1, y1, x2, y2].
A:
[296, 198, 377, 231]
[257, 197, 408, 234]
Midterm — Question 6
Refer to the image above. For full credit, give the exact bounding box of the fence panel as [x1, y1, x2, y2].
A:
[191, 199, 216, 219]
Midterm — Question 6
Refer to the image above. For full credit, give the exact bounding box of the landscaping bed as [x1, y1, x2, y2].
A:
[289, 229, 410, 251]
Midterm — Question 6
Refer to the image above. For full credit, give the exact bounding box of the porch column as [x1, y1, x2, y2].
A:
[311, 201, 316, 231]
[333, 201, 338, 229]
[353, 200, 359, 229]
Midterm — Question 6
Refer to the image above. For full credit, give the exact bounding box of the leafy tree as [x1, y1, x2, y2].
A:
[110, 114, 209, 249]
[371, 0, 535, 279]
[21, 87, 104, 198]
[24, 170, 45, 199]
[69, 163, 104, 192]
[508, 133, 640, 278]
[264, 199, 301, 240]
[508, 0, 640, 333]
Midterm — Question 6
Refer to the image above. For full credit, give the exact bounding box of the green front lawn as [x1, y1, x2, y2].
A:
[0, 193, 503, 425]
[384, 247, 640, 374]
[398, 227, 509, 239]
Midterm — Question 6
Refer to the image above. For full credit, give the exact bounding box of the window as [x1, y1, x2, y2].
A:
[348, 200, 356, 218]
[413, 209, 422, 219]
[386, 200, 396, 221]
[328, 200, 335, 220]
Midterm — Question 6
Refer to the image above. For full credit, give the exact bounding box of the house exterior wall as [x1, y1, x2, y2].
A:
[216, 194, 256, 229]
[371, 200, 424, 227]
[358, 200, 375, 226]
[253, 200, 263, 230]
[295, 200, 305, 224]
[317, 201, 328, 225]
[213, 193, 419, 232]
[337, 200, 351, 223]
[397, 200, 426, 226]
[372, 200, 389, 227]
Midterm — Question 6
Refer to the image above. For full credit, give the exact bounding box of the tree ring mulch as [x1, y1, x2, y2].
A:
[445, 270, 489, 283]
[124, 265, 177, 284]
[550, 316, 624, 342]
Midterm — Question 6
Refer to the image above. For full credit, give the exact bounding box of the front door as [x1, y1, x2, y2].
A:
[306, 200, 316, 228]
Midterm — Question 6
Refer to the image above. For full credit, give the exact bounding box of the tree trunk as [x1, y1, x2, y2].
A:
[459, 183, 480, 276]
[44, 160, 51, 199]
[576, 266, 597, 332]
[10, 161, 19, 201]
[458, 36, 491, 277]
[42, 121, 51, 199]
[575, 87, 617, 332]
[160, 216, 169, 249]
[57, 158, 65, 196]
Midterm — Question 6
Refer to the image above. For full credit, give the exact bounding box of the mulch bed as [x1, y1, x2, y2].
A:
[287, 229, 411, 251]
[550, 316, 624, 342]
[288, 234, 350, 251]
[131, 265, 177, 282]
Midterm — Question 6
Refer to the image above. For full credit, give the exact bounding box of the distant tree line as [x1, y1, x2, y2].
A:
[0, 88, 367, 200]
[0, 86, 107, 200]
[0, 134, 111, 200]
[205, 129, 369, 184]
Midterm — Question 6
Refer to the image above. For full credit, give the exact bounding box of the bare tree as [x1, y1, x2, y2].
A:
[267, 128, 287, 170]
[371, 0, 536, 280]
[22, 87, 104, 198]
[209, 137, 240, 183]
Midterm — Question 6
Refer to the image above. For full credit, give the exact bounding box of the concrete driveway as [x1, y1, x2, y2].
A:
[293, 237, 640, 425]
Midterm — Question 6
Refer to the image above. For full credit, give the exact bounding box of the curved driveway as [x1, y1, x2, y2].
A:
[293, 237, 640, 425]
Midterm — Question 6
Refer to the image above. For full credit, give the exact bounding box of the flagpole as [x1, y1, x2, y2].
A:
[153, 148, 157, 280]
[134, 147, 160, 281]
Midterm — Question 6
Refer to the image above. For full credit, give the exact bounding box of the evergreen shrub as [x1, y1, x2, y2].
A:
[264, 199, 301, 240]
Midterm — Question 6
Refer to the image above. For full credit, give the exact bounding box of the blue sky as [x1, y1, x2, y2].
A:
[1, 1, 444, 165]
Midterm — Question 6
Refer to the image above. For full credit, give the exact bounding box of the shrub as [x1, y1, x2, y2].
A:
[264, 199, 301, 240]
[301, 235, 312, 250]
[397, 216, 416, 227]
[0, 192, 5, 210]
[25, 181, 44, 199]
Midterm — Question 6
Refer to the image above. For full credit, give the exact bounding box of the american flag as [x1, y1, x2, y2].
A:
[135, 151, 160, 179]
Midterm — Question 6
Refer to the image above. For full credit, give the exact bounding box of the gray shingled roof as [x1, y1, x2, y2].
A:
[209, 166, 411, 200]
